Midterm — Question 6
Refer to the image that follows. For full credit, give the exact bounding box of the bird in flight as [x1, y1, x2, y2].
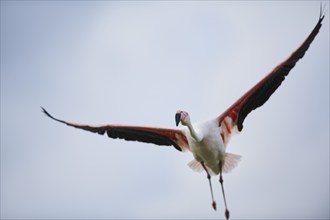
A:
[42, 10, 325, 220]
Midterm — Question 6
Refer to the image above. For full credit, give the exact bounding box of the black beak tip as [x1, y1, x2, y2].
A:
[175, 113, 181, 126]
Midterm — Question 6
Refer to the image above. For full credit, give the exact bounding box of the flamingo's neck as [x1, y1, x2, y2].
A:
[186, 122, 202, 142]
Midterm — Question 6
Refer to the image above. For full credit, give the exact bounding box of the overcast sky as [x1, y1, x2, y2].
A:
[1, 1, 329, 219]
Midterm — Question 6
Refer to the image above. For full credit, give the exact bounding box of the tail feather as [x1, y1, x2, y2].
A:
[187, 160, 216, 176]
[222, 153, 241, 173]
[188, 153, 241, 175]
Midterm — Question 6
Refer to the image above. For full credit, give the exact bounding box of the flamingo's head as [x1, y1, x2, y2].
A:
[175, 110, 190, 127]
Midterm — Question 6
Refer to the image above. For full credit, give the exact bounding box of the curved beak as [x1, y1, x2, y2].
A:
[175, 113, 181, 126]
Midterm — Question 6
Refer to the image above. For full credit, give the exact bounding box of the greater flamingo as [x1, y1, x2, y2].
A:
[42, 11, 325, 220]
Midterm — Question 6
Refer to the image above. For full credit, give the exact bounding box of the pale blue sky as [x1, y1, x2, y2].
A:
[1, 1, 329, 219]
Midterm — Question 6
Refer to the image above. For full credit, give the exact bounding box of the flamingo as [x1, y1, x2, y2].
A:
[42, 11, 325, 220]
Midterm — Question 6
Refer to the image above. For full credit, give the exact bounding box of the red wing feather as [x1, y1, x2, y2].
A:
[217, 14, 324, 143]
[42, 107, 189, 152]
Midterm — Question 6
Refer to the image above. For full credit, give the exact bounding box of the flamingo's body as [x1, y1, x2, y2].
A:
[42, 12, 325, 220]
[176, 114, 240, 175]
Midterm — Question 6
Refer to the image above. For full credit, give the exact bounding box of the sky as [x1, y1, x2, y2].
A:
[1, 1, 329, 219]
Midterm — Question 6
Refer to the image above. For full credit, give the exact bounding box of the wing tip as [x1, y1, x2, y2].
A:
[41, 106, 54, 119]
[41, 106, 67, 124]
[319, 2, 327, 21]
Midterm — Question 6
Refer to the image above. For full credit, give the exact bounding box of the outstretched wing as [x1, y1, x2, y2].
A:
[42, 107, 189, 152]
[217, 14, 325, 146]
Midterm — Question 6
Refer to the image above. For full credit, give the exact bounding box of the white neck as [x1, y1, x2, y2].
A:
[186, 121, 202, 142]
